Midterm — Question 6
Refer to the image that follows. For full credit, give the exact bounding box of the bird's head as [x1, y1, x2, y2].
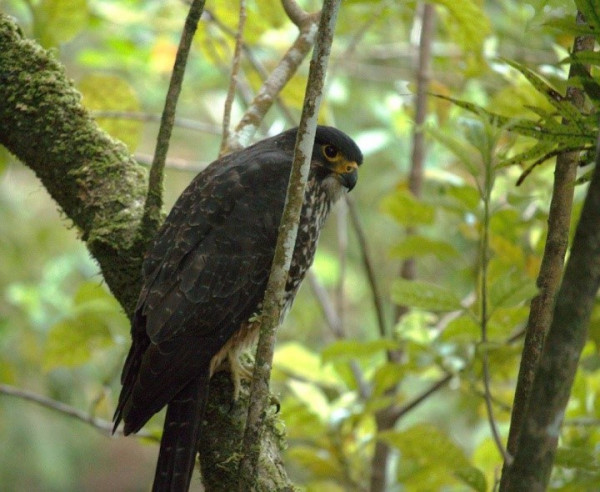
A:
[311, 126, 363, 199]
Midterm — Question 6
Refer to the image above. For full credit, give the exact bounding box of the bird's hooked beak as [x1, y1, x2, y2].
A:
[333, 160, 359, 191]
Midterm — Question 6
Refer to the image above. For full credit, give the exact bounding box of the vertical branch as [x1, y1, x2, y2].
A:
[141, 0, 207, 236]
[204, 8, 297, 127]
[237, 1, 342, 487]
[369, 5, 435, 492]
[393, 2, 436, 323]
[500, 12, 594, 486]
[347, 196, 387, 339]
[335, 202, 348, 330]
[220, 0, 247, 156]
[501, 126, 600, 491]
[480, 128, 510, 464]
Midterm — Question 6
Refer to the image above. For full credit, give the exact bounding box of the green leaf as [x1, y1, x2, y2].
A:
[546, 17, 600, 38]
[445, 183, 481, 211]
[432, 0, 491, 74]
[428, 124, 480, 177]
[371, 362, 406, 396]
[489, 271, 538, 310]
[381, 190, 435, 226]
[555, 447, 600, 472]
[575, 0, 600, 36]
[43, 282, 127, 370]
[44, 315, 112, 370]
[436, 94, 593, 146]
[500, 141, 556, 168]
[287, 445, 343, 479]
[503, 59, 590, 133]
[454, 465, 488, 492]
[441, 315, 480, 343]
[562, 50, 600, 67]
[390, 235, 458, 260]
[274, 342, 341, 387]
[33, 0, 89, 47]
[380, 424, 469, 464]
[381, 424, 474, 490]
[79, 75, 142, 151]
[321, 339, 399, 364]
[391, 279, 463, 312]
[287, 380, 331, 421]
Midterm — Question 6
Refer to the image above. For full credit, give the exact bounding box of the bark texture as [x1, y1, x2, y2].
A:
[0, 14, 292, 491]
[0, 14, 147, 315]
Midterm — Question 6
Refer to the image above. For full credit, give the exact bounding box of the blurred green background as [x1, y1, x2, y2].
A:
[2, 0, 599, 490]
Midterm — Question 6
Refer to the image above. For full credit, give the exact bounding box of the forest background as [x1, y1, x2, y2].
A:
[1, 0, 600, 490]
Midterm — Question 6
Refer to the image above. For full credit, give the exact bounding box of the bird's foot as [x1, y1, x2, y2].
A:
[227, 351, 254, 401]
[270, 394, 281, 414]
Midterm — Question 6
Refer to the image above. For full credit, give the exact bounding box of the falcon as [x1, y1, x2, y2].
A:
[113, 126, 363, 491]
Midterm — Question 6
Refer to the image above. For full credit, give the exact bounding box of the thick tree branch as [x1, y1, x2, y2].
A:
[0, 13, 293, 490]
[238, 0, 342, 486]
[501, 123, 600, 492]
[0, 14, 147, 315]
[500, 12, 594, 486]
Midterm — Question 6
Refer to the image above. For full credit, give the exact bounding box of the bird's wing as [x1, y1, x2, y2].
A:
[119, 145, 291, 432]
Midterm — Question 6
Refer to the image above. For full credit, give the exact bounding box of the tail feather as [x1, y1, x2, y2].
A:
[152, 375, 209, 492]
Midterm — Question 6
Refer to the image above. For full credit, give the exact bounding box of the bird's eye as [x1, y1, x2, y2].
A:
[323, 145, 339, 160]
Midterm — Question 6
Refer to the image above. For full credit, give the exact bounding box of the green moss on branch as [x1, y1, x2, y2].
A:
[0, 14, 153, 315]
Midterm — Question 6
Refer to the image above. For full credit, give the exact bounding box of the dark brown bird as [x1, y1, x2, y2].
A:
[113, 126, 363, 491]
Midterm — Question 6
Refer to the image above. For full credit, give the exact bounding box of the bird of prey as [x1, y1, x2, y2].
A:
[113, 126, 363, 491]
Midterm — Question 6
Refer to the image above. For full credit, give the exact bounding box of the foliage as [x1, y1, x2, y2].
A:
[2, 0, 600, 490]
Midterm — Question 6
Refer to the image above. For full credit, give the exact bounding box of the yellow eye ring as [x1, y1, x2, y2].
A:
[322, 145, 339, 160]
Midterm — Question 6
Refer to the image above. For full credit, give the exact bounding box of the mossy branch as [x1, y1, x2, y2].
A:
[0, 13, 148, 316]
[0, 13, 293, 490]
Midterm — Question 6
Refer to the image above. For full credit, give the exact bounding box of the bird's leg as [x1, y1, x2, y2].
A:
[227, 350, 255, 401]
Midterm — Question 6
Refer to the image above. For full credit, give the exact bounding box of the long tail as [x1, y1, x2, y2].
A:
[152, 375, 209, 492]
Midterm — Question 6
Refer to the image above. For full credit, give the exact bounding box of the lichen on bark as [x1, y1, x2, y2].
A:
[0, 13, 294, 490]
[0, 13, 151, 315]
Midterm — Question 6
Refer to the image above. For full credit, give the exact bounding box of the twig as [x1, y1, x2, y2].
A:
[335, 201, 348, 334]
[346, 195, 387, 339]
[237, 1, 341, 487]
[135, 153, 208, 173]
[480, 126, 511, 465]
[387, 372, 453, 423]
[205, 9, 297, 126]
[228, 3, 320, 151]
[0, 383, 158, 441]
[307, 271, 370, 400]
[307, 270, 344, 338]
[140, 0, 207, 236]
[204, 33, 258, 114]
[500, 12, 595, 486]
[220, 0, 247, 156]
[91, 110, 221, 134]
